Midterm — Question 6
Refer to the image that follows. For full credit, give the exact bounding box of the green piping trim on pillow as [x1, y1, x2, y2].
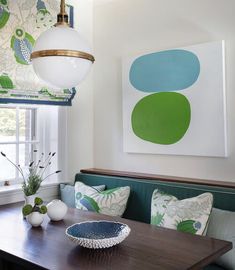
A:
[202, 200, 214, 235]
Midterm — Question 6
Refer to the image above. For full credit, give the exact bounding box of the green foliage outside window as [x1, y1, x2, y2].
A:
[0, 108, 26, 137]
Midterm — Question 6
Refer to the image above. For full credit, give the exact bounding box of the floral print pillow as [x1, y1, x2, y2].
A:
[151, 190, 213, 235]
[75, 182, 130, 217]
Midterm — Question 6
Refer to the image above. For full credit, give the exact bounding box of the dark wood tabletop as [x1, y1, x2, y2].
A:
[0, 203, 232, 270]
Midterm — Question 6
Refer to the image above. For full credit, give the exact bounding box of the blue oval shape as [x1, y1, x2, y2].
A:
[129, 49, 200, 92]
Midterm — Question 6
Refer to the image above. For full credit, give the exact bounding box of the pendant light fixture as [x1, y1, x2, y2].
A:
[31, 0, 95, 89]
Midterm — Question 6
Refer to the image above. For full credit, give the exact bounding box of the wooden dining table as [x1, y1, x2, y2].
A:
[0, 202, 232, 270]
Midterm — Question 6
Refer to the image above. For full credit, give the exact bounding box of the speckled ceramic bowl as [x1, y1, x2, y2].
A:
[66, 220, 131, 249]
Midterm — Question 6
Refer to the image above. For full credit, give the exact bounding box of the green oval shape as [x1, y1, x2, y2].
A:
[131, 92, 191, 145]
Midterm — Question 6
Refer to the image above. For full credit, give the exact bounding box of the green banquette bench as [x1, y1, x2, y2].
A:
[73, 169, 235, 270]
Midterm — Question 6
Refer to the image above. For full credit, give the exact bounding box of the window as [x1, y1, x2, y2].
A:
[0, 105, 61, 186]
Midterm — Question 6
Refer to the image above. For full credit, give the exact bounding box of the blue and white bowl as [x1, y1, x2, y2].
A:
[66, 220, 131, 249]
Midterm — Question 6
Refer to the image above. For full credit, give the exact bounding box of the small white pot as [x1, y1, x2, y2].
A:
[47, 199, 68, 221]
[27, 212, 44, 227]
[24, 194, 38, 205]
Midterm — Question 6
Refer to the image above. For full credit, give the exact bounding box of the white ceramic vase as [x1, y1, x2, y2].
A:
[24, 193, 38, 205]
[47, 199, 68, 221]
[27, 212, 44, 227]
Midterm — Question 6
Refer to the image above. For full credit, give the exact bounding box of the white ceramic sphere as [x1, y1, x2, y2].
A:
[27, 212, 44, 227]
[47, 199, 68, 221]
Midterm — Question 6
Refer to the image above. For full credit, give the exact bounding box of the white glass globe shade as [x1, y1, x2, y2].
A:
[31, 26, 93, 89]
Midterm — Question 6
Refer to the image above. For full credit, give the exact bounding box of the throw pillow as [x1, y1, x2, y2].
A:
[151, 190, 213, 235]
[207, 208, 235, 270]
[75, 181, 130, 216]
[60, 183, 106, 208]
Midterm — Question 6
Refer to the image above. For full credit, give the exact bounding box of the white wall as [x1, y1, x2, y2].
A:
[67, 0, 94, 182]
[93, 0, 235, 181]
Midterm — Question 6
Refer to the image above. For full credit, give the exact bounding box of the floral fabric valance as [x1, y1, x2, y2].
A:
[0, 0, 76, 106]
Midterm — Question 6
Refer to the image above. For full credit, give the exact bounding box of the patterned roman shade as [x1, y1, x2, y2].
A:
[0, 0, 76, 106]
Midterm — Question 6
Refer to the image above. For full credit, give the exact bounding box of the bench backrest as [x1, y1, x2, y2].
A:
[75, 172, 235, 223]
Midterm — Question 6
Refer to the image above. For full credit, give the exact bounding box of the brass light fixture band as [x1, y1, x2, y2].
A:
[31, 50, 95, 63]
[54, 21, 69, 27]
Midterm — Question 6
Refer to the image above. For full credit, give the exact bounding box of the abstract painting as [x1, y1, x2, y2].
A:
[122, 41, 227, 157]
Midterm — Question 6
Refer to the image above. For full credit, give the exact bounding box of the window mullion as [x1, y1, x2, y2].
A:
[16, 106, 20, 181]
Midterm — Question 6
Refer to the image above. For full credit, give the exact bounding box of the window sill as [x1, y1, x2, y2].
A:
[0, 180, 60, 205]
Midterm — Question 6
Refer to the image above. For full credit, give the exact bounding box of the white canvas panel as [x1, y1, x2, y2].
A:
[122, 41, 227, 157]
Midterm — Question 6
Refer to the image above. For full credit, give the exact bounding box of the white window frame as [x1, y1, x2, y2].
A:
[0, 104, 39, 185]
[0, 105, 68, 205]
[0, 104, 68, 186]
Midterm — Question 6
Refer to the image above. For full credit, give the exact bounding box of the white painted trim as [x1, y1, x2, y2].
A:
[0, 183, 59, 205]
[58, 106, 68, 182]
[0, 141, 39, 145]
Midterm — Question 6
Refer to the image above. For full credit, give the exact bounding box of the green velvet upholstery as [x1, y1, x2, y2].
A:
[75, 172, 235, 270]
